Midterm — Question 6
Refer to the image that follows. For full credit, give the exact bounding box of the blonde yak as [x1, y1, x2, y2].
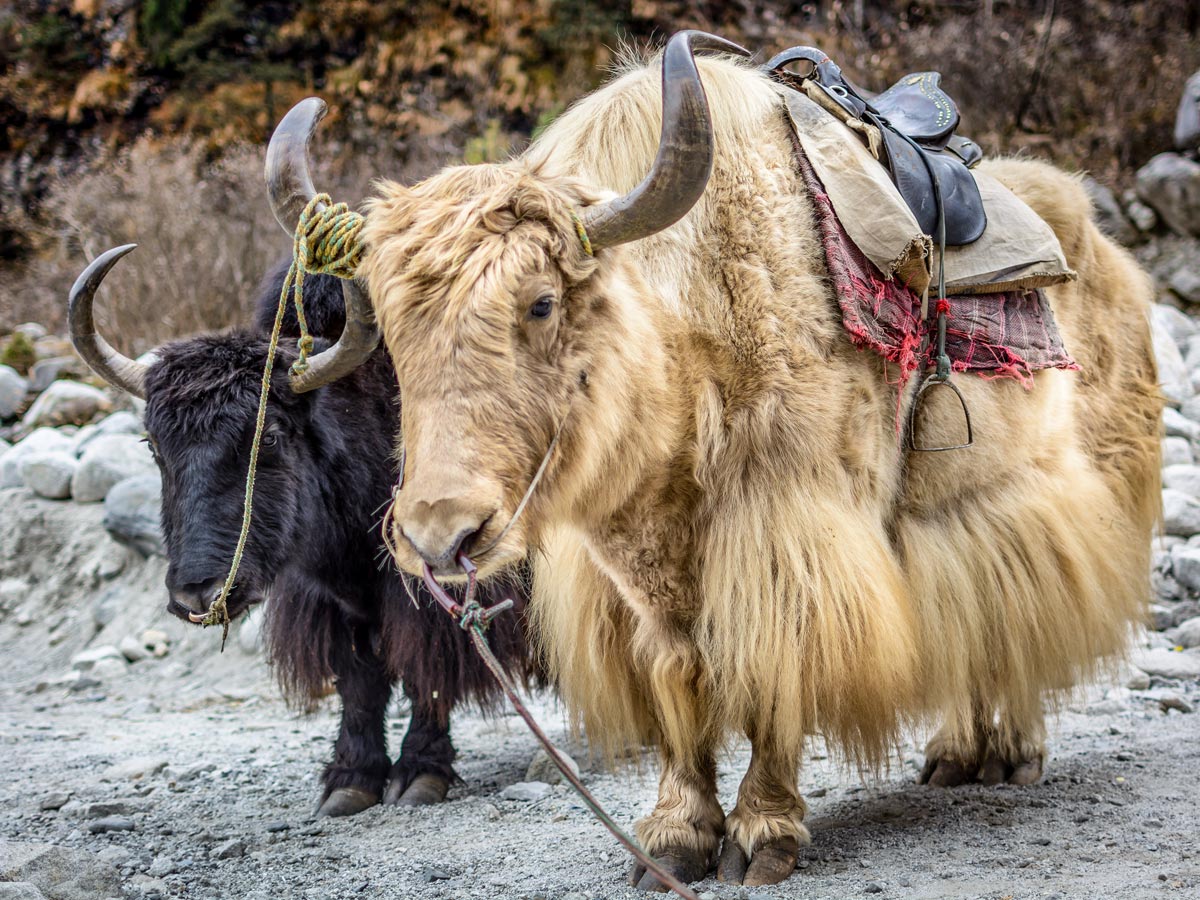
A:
[268, 31, 1161, 891]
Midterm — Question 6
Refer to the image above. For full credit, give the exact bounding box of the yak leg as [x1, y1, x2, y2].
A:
[382, 680, 455, 807]
[717, 728, 808, 887]
[317, 624, 392, 817]
[629, 640, 724, 892]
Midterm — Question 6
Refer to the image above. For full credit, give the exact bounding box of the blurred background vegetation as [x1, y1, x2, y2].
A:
[1, 0, 1197, 349]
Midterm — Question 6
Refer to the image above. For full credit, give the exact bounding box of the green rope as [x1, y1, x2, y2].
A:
[200, 194, 365, 645]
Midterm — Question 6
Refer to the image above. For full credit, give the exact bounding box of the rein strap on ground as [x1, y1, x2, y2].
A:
[420, 554, 700, 900]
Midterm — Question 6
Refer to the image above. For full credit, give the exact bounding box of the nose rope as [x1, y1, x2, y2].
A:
[420, 553, 700, 900]
[196, 195, 364, 646]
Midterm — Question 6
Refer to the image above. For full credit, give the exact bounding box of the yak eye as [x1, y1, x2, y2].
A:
[529, 296, 554, 320]
[261, 431, 279, 449]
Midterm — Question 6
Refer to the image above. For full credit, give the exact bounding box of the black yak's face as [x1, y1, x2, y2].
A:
[143, 334, 313, 625]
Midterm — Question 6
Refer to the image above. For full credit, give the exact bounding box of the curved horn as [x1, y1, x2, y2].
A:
[68, 244, 149, 399]
[581, 30, 750, 251]
[265, 97, 380, 393]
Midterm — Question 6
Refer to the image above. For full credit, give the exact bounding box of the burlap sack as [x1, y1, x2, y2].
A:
[781, 89, 1075, 296]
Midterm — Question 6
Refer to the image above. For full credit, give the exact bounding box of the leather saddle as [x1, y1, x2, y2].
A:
[765, 47, 987, 247]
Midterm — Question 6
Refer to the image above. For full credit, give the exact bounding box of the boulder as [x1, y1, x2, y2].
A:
[102, 473, 164, 557]
[1169, 267, 1200, 306]
[0, 841, 121, 900]
[0, 428, 72, 488]
[71, 433, 155, 503]
[1162, 436, 1194, 467]
[1136, 153, 1200, 237]
[1176, 69, 1200, 152]
[13, 323, 47, 341]
[18, 452, 77, 500]
[21, 381, 111, 429]
[1162, 464, 1200, 498]
[1164, 407, 1200, 441]
[1163, 488, 1200, 536]
[1171, 547, 1200, 593]
[0, 365, 27, 420]
[1152, 318, 1192, 407]
[1152, 303, 1198, 349]
[28, 357, 89, 394]
[1082, 176, 1137, 246]
[1131, 647, 1200, 680]
[1168, 615, 1200, 649]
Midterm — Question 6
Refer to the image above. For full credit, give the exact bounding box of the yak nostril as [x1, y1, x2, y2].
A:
[402, 512, 495, 569]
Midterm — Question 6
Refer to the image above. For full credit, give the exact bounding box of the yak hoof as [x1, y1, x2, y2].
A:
[1007, 754, 1044, 785]
[627, 846, 709, 893]
[718, 836, 799, 886]
[316, 786, 379, 818]
[918, 756, 976, 788]
[384, 773, 449, 807]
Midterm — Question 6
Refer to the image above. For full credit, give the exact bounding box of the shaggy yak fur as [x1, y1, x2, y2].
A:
[143, 266, 530, 815]
[359, 51, 1161, 888]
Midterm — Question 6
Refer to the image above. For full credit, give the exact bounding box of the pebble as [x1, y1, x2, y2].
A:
[264, 821, 290, 833]
[421, 867, 452, 882]
[104, 756, 169, 781]
[1158, 694, 1194, 714]
[212, 839, 246, 860]
[498, 781, 552, 802]
[38, 792, 71, 811]
[147, 856, 177, 877]
[864, 883, 885, 894]
[87, 816, 136, 834]
[71, 645, 124, 671]
[1169, 615, 1200, 648]
[119, 635, 150, 662]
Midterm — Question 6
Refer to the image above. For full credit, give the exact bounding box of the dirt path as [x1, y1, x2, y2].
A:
[2, 660, 1198, 900]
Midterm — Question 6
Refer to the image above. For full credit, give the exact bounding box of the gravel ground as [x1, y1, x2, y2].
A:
[2, 657, 1198, 900]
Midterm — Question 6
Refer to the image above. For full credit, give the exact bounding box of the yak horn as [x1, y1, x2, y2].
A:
[581, 30, 749, 251]
[68, 244, 149, 399]
[265, 97, 380, 393]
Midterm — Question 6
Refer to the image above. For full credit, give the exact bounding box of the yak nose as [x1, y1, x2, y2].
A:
[400, 497, 495, 571]
[168, 579, 220, 618]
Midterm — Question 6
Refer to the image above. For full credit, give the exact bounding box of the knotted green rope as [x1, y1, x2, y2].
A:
[200, 194, 365, 645]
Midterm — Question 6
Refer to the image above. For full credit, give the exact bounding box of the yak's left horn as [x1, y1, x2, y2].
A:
[265, 97, 380, 393]
[580, 30, 749, 251]
[68, 244, 149, 399]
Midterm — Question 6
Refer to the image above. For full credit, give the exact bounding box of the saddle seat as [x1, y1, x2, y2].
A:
[765, 48, 986, 247]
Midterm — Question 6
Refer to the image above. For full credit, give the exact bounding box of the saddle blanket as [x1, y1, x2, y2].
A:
[781, 88, 1076, 298]
[793, 136, 1078, 386]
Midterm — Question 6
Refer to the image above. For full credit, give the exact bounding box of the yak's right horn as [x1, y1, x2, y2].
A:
[265, 98, 380, 393]
[68, 244, 149, 399]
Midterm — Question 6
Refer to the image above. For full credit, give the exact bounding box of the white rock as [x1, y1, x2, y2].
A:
[91, 656, 128, 680]
[525, 747, 581, 786]
[19, 451, 78, 500]
[1153, 319, 1193, 406]
[1168, 616, 1200, 649]
[118, 635, 150, 662]
[21, 381, 112, 429]
[1125, 668, 1152, 690]
[1125, 197, 1158, 232]
[1170, 268, 1200, 306]
[1171, 547, 1200, 593]
[1163, 488, 1200, 536]
[103, 474, 164, 557]
[498, 781, 552, 802]
[1136, 152, 1200, 237]
[71, 645, 124, 671]
[1131, 646, 1200, 680]
[1163, 464, 1200, 498]
[1163, 436, 1194, 467]
[0, 427, 72, 488]
[14, 322, 48, 340]
[68, 424, 98, 458]
[0, 364, 28, 419]
[1164, 407, 1200, 441]
[1152, 303, 1198, 349]
[71, 434, 155, 503]
[103, 756, 169, 781]
[237, 606, 265, 655]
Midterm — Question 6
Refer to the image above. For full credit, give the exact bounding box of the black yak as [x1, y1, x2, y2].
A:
[68, 246, 532, 817]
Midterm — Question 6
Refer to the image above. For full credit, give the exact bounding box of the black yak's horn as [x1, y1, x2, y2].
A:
[67, 244, 149, 399]
[580, 30, 749, 251]
[265, 98, 380, 393]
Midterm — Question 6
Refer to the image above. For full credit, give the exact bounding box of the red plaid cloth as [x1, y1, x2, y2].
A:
[794, 143, 1077, 388]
